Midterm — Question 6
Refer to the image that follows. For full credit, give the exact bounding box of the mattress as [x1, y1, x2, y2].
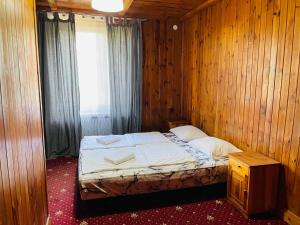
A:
[78, 133, 228, 200]
[80, 132, 171, 150]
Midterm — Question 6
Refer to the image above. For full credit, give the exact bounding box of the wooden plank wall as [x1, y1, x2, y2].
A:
[142, 18, 183, 132]
[0, 0, 48, 224]
[182, 0, 300, 217]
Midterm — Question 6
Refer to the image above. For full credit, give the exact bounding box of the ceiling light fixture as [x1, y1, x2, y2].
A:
[91, 0, 124, 12]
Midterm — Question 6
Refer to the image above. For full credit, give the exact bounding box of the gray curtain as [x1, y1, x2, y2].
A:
[107, 18, 143, 134]
[38, 12, 81, 159]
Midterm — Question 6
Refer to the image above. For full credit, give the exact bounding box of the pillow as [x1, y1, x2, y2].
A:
[188, 137, 242, 160]
[170, 125, 208, 142]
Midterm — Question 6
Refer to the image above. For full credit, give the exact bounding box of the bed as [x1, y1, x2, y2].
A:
[78, 132, 229, 200]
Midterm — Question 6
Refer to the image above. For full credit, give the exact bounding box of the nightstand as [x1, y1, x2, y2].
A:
[168, 121, 190, 129]
[227, 152, 280, 218]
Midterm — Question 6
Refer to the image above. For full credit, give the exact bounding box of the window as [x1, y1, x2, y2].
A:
[75, 16, 110, 116]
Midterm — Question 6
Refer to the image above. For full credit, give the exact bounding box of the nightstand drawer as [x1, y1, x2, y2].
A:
[229, 158, 248, 176]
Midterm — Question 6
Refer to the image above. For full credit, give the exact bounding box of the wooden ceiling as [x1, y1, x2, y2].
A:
[36, 0, 214, 19]
[126, 0, 204, 18]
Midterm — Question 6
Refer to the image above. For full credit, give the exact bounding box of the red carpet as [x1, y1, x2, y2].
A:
[47, 157, 287, 225]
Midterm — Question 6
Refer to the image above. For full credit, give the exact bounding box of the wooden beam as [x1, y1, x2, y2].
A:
[37, 0, 136, 18]
[36, 7, 121, 17]
[36, 4, 148, 19]
[120, 0, 134, 16]
[124, 0, 134, 11]
[37, 1, 121, 16]
[48, 0, 57, 10]
[181, 0, 219, 20]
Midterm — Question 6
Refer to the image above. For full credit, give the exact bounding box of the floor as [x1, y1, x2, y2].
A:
[47, 157, 287, 225]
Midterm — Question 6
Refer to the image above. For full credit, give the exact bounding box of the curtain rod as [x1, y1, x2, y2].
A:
[38, 9, 147, 21]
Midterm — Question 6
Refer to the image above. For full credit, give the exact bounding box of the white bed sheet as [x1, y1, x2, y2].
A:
[80, 142, 197, 175]
[80, 132, 171, 150]
[80, 135, 134, 150]
[125, 132, 172, 145]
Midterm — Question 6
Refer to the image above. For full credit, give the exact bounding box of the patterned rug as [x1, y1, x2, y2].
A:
[47, 157, 287, 225]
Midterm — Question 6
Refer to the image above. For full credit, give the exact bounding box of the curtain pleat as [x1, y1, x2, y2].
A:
[38, 12, 82, 159]
[106, 18, 143, 134]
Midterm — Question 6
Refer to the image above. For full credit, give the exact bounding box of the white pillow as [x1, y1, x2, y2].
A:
[170, 125, 208, 142]
[188, 137, 242, 160]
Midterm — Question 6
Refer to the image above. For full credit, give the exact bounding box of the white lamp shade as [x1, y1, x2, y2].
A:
[92, 0, 124, 12]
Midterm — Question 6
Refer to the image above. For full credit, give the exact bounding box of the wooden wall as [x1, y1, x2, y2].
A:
[142, 18, 183, 132]
[0, 0, 48, 224]
[182, 0, 300, 217]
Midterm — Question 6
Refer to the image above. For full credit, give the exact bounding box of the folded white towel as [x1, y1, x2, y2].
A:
[96, 136, 121, 145]
[104, 152, 135, 165]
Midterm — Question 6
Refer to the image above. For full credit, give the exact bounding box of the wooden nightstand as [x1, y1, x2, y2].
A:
[168, 121, 190, 129]
[227, 152, 280, 218]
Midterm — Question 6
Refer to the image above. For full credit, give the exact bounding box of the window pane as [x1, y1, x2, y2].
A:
[75, 16, 110, 115]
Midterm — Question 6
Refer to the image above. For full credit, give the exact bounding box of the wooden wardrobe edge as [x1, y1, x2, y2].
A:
[283, 210, 300, 225]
